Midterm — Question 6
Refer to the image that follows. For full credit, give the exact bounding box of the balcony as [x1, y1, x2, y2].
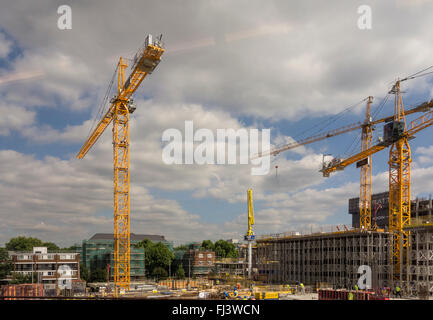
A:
[13, 253, 79, 263]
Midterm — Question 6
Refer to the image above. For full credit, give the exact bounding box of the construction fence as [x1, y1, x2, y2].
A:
[157, 279, 213, 290]
[0, 284, 44, 299]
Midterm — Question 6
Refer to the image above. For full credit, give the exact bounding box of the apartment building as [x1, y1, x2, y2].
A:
[9, 247, 80, 287]
[181, 250, 215, 277]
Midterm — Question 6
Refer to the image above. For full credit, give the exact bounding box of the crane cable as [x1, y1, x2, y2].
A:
[402, 65, 433, 81]
[286, 97, 368, 148]
[85, 63, 119, 140]
[340, 65, 433, 159]
[342, 132, 362, 159]
[371, 94, 390, 120]
[342, 94, 390, 159]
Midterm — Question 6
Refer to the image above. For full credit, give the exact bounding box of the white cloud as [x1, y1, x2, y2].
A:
[0, 31, 12, 58]
[3, 51, 96, 111]
[2, 1, 433, 246]
[0, 149, 228, 246]
[0, 100, 345, 246]
[1, 1, 433, 121]
[0, 104, 35, 135]
[416, 145, 433, 164]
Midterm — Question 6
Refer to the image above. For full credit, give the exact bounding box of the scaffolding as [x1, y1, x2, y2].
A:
[402, 224, 433, 297]
[214, 258, 247, 277]
[256, 229, 392, 289]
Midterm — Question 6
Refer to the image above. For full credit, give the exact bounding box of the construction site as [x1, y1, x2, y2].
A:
[3, 32, 433, 301]
[2, 6, 433, 302]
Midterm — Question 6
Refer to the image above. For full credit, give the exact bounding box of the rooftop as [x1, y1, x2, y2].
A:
[88, 233, 166, 242]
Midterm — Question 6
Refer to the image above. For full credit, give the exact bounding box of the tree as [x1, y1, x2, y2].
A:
[135, 238, 153, 277]
[9, 272, 37, 284]
[43, 242, 60, 252]
[0, 248, 13, 279]
[176, 265, 185, 279]
[148, 242, 175, 269]
[214, 240, 238, 258]
[152, 267, 168, 280]
[4, 237, 68, 253]
[201, 240, 214, 251]
[174, 245, 188, 251]
[214, 245, 225, 258]
[135, 239, 174, 277]
[90, 268, 107, 282]
[80, 263, 90, 282]
[6, 236, 44, 251]
[135, 238, 154, 251]
[60, 245, 77, 252]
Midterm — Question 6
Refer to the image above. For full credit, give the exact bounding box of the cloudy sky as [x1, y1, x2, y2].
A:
[1, 0, 433, 247]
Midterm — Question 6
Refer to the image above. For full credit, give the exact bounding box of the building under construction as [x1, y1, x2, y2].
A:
[349, 192, 433, 229]
[402, 224, 433, 297]
[256, 228, 392, 289]
[256, 224, 433, 297]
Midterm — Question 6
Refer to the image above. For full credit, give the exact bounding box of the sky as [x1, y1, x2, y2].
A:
[1, 0, 433, 247]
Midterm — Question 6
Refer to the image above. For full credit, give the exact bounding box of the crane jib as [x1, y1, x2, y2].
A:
[75, 34, 166, 295]
[76, 43, 164, 160]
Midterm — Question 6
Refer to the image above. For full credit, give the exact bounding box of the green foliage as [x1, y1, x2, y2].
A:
[5, 236, 69, 253]
[6, 236, 44, 251]
[152, 267, 168, 280]
[174, 245, 188, 251]
[90, 268, 107, 282]
[0, 248, 13, 279]
[214, 240, 238, 258]
[63, 245, 78, 251]
[80, 263, 90, 282]
[201, 240, 214, 251]
[135, 239, 174, 278]
[135, 238, 154, 251]
[176, 265, 185, 279]
[9, 272, 38, 284]
[42, 242, 60, 252]
[148, 242, 174, 268]
[57, 246, 76, 253]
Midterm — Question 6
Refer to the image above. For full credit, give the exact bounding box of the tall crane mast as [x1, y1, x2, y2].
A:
[321, 81, 433, 281]
[77, 35, 165, 294]
[389, 80, 411, 280]
[359, 96, 374, 230]
[255, 97, 433, 232]
[244, 188, 255, 279]
[264, 97, 433, 231]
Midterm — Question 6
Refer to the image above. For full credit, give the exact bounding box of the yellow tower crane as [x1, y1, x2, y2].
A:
[244, 188, 255, 279]
[359, 96, 374, 230]
[76, 34, 165, 294]
[321, 80, 433, 281]
[256, 97, 433, 231]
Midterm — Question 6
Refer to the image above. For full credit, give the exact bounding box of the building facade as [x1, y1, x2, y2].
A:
[256, 230, 392, 289]
[180, 250, 215, 277]
[9, 247, 80, 287]
[349, 192, 433, 229]
[77, 233, 172, 280]
[214, 243, 257, 277]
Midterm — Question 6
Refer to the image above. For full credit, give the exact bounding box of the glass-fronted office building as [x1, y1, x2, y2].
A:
[76, 233, 172, 280]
